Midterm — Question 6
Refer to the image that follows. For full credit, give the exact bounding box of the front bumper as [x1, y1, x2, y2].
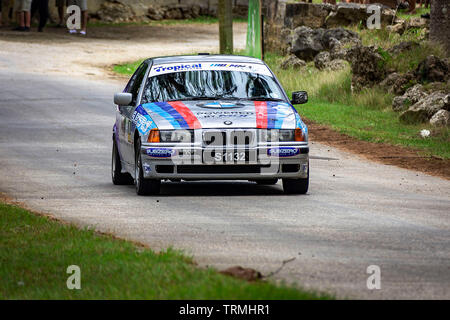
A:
[140, 142, 309, 180]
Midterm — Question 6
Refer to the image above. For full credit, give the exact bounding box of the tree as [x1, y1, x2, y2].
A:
[218, 0, 233, 54]
[430, 0, 450, 51]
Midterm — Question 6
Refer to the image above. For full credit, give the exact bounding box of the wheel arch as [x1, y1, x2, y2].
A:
[134, 130, 141, 155]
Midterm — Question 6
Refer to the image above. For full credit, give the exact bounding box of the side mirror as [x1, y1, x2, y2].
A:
[114, 93, 133, 106]
[291, 91, 308, 105]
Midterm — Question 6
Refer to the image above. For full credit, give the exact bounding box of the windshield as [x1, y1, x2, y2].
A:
[141, 70, 285, 104]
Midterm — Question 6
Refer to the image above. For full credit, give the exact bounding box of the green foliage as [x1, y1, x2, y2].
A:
[0, 203, 330, 299]
[265, 53, 393, 111]
[376, 47, 391, 69]
[388, 40, 446, 73]
[397, 7, 430, 20]
[349, 26, 447, 73]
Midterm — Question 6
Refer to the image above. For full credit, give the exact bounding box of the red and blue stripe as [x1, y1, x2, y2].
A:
[143, 101, 202, 129]
[255, 101, 284, 129]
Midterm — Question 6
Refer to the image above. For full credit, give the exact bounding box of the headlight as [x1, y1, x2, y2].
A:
[258, 129, 294, 142]
[258, 129, 305, 142]
[159, 130, 194, 143]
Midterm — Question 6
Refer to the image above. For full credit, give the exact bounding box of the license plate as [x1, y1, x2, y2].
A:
[202, 150, 253, 164]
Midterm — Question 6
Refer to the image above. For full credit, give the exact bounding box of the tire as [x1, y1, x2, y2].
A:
[112, 138, 133, 185]
[135, 140, 160, 196]
[255, 179, 278, 185]
[282, 170, 309, 195]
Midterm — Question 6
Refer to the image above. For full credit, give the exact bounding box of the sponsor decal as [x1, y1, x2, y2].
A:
[149, 62, 272, 77]
[132, 105, 156, 134]
[152, 63, 202, 76]
[146, 148, 176, 158]
[267, 147, 300, 157]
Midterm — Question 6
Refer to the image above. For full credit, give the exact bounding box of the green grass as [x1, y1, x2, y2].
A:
[302, 101, 449, 157]
[113, 59, 145, 75]
[348, 27, 446, 73]
[397, 7, 430, 20]
[0, 203, 329, 299]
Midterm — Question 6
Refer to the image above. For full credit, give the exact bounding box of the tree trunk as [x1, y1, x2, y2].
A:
[219, 0, 233, 54]
[430, 0, 450, 51]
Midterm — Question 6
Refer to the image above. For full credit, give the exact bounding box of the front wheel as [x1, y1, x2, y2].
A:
[112, 138, 133, 185]
[282, 171, 309, 195]
[135, 140, 160, 196]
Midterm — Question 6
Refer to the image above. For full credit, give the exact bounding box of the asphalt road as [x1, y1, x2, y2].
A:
[1, 70, 449, 299]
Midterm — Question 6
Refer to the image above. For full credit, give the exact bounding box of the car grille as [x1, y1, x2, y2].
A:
[153, 163, 299, 175]
[177, 164, 274, 174]
[202, 129, 256, 147]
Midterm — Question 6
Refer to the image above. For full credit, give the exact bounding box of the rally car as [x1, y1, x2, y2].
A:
[112, 54, 309, 195]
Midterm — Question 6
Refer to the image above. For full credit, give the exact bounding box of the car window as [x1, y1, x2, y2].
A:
[128, 64, 148, 106]
[124, 65, 142, 93]
[141, 70, 285, 104]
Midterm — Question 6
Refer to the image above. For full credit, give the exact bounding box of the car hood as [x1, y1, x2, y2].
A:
[140, 100, 298, 130]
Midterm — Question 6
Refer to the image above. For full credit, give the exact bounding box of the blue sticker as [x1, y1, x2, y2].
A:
[146, 148, 176, 158]
[267, 147, 300, 157]
[133, 105, 156, 134]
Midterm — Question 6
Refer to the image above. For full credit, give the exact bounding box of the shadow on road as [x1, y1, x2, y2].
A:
[155, 181, 288, 197]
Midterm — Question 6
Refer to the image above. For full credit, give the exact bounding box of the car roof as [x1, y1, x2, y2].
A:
[147, 54, 265, 66]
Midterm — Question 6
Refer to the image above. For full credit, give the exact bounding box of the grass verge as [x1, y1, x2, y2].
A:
[0, 203, 330, 299]
[113, 59, 145, 75]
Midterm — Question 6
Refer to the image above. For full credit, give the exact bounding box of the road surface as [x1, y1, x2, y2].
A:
[0, 25, 449, 299]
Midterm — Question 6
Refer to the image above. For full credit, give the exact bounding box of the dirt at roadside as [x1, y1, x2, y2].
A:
[305, 119, 450, 180]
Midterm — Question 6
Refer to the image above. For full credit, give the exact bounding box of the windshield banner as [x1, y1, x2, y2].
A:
[149, 62, 272, 77]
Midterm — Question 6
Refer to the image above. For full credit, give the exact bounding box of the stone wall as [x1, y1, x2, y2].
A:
[88, 0, 249, 14]
[49, 0, 249, 23]
[265, 0, 399, 54]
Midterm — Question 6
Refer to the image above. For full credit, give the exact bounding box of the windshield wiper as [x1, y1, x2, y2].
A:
[166, 96, 285, 102]
[167, 96, 219, 101]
